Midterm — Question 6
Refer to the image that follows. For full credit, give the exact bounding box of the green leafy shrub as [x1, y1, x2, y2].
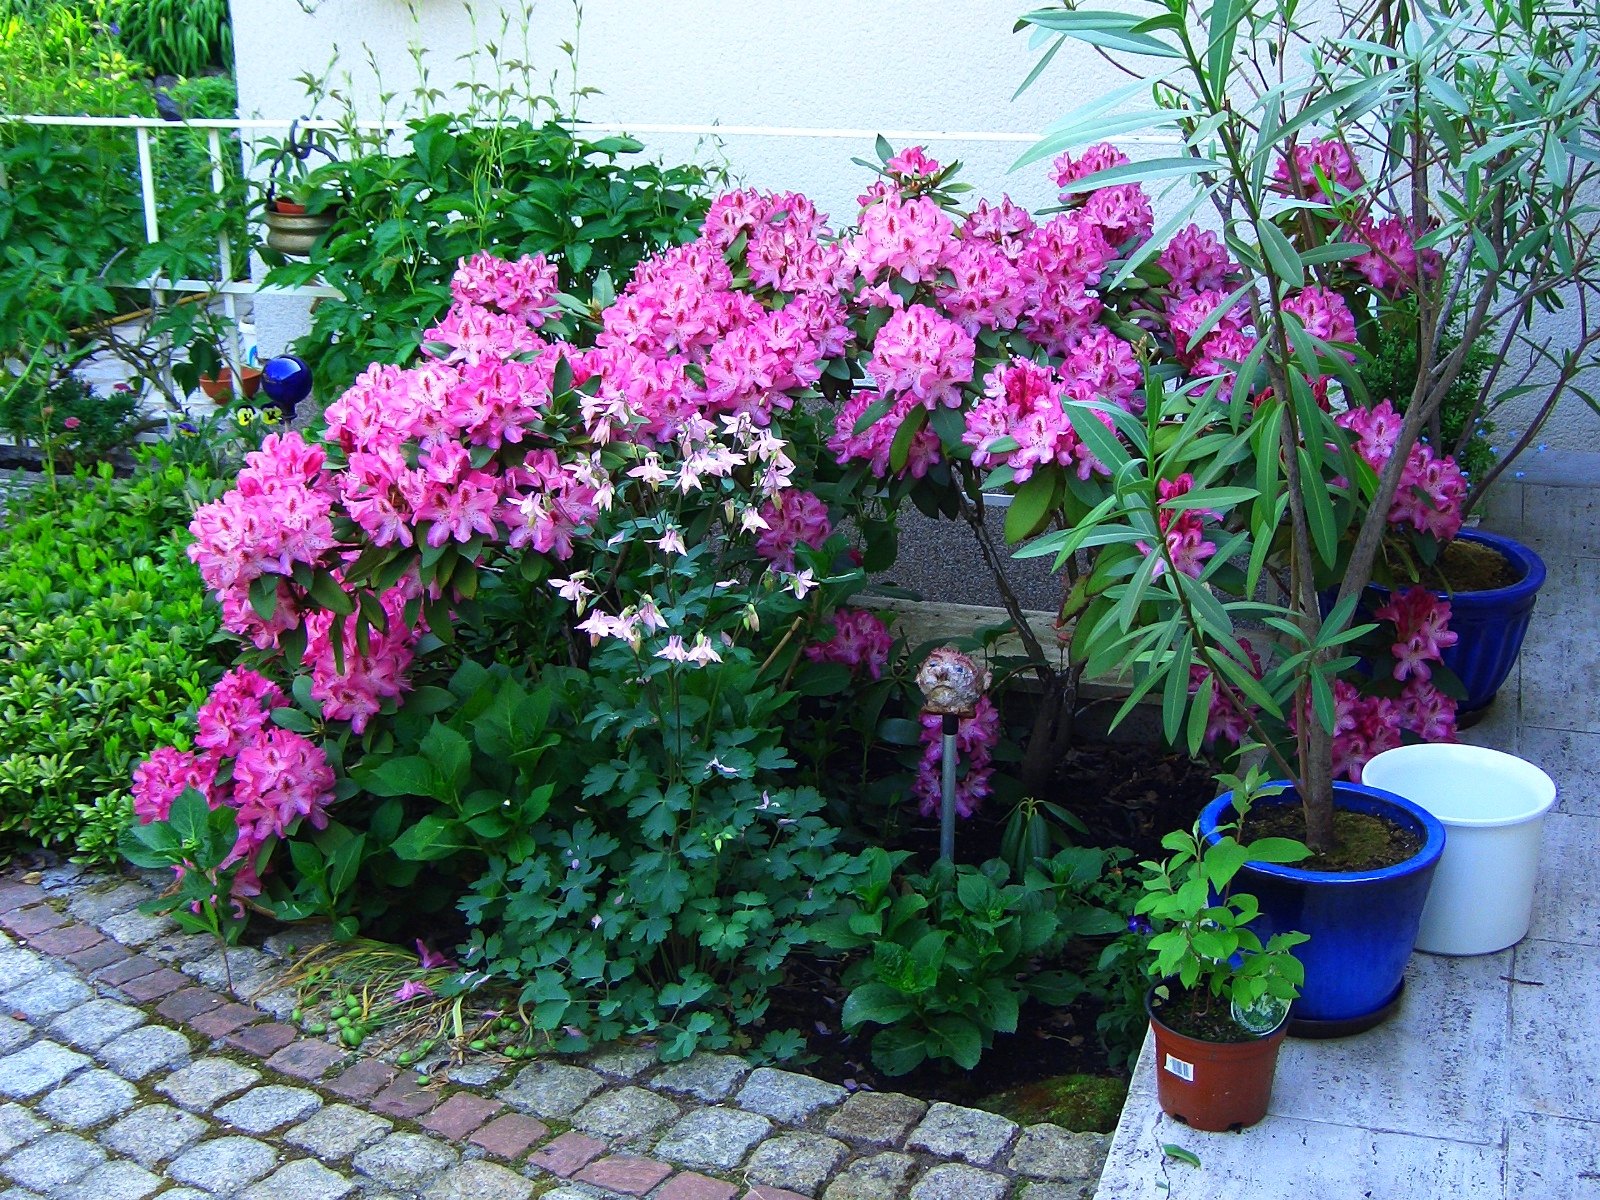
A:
[112, 0, 232, 77]
[263, 117, 715, 392]
[0, 448, 225, 861]
[0, 371, 144, 467]
[817, 847, 1129, 1075]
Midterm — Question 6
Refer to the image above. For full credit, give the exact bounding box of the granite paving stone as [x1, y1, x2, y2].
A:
[653, 1053, 751, 1102]
[156, 1057, 261, 1111]
[283, 1102, 392, 1159]
[420, 1160, 535, 1200]
[100, 1104, 209, 1167]
[824, 1093, 928, 1146]
[572, 1153, 674, 1195]
[214, 1084, 323, 1133]
[525, 1129, 608, 1177]
[371, 1072, 440, 1120]
[736, 1068, 847, 1125]
[57, 1159, 165, 1200]
[96, 910, 175, 948]
[419, 1090, 503, 1139]
[325, 1056, 397, 1100]
[0, 948, 47, 989]
[352, 1131, 459, 1190]
[166, 1134, 281, 1191]
[1006, 1124, 1106, 1182]
[0, 1104, 44, 1155]
[820, 1151, 920, 1200]
[745, 1131, 850, 1194]
[94, 1024, 191, 1080]
[237, 1157, 356, 1200]
[0, 1040, 90, 1097]
[467, 1111, 549, 1159]
[587, 1048, 658, 1080]
[906, 1162, 1011, 1200]
[0, 1019, 30, 1058]
[654, 1107, 772, 1171]
[570, 1084, 681, 1141]
[904, 1102, 1018, 1166]
[498, 1061, 607, 1118]
[656, 1172, 740, 1200]
[48, 997, 147, 1050]
[2, 1132, 105, 1190]
[0, 970, 92, 1020]
[65, 883, 151, 924]
[38, 1067, 137, 1127]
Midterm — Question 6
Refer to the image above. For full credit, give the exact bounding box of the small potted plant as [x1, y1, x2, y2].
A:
[175, 310, 260, 404]
[1136, 766, 1310, 1133]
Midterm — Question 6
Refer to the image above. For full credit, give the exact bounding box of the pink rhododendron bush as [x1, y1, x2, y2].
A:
[122, 135, 1472, 1063]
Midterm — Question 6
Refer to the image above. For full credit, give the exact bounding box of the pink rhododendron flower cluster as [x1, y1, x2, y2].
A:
[962, 358, 1116, 483]
[1352, 216, 1444, 297]
[132, 667, 335, 894]
[1051, 143, 1154, 246]
[829, 388, 941, 479]
[1283, 286, 1359, 358]
[1375, 587, 1460, 683]
[450, 250, 560, 325]
[805, 608, 895, 679]
[1337, 400, 1467, 539]
[1159, 225, 1235, 297]
[1189, 641, 1264, 747]
[755, 489, 833, 570]
[868, 303, 975, 408]
[1139, 473, 1218, 580]
[914, 695, 1001, 818]
[1271, 137, 1364, 196]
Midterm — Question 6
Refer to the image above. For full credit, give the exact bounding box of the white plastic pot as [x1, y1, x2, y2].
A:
[1363, 744, 1557, 955]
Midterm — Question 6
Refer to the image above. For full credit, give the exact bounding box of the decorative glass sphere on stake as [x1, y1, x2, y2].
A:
[260, 354, 313, 418]
[916, 647, 989, 862]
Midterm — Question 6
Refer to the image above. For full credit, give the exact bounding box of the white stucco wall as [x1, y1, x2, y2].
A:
[230, 0, 1600, 452]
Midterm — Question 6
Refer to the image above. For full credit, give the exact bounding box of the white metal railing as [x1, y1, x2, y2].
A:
[1, 111, 1183, 392]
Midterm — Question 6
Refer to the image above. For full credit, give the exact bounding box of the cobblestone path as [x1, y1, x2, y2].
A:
[0, 865, 1108, 1199]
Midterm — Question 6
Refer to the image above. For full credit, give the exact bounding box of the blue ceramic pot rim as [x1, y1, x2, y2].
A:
[1200, 781, 1446, 885]
[1367, 528, 1546, 608]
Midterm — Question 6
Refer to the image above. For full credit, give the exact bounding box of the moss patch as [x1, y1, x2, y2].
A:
[1250, 805, 1422, 871]
[980, 1073, 1129, 1134]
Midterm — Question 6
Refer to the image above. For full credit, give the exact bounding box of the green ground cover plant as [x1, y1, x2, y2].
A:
[0, 444, 229, 863]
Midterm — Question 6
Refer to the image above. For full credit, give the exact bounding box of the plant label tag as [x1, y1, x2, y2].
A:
[1164, 1054, 1195, 1082]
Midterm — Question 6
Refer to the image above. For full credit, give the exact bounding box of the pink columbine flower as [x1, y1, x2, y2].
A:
[416, 939, 454, 970]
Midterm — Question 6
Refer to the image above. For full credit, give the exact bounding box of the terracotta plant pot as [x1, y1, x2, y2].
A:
[198, 366, 262, 403]
[1146, 984, 1288, 1132]
[263, 206, 337, 257]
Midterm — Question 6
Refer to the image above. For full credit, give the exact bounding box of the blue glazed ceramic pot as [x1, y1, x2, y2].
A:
[1201, 782, 1445, 1034]
[1368, 528, 1546, 715]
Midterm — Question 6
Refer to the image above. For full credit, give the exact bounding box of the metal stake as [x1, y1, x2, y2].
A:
[939, 712, 959, 862]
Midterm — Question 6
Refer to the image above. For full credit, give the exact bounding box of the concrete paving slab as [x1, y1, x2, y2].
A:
[1518, 727, 1600, 818]
[1513, 562, 1600, 734]
[1527, 813, 1600, 948]
[1507, 1110, 1600, 1199]
[1268, 950, 1511, 1145]
[1510, 487, 1600, 556]
[1509, 939, 1600, 1124]
[1092, 1105, 1503, 1200]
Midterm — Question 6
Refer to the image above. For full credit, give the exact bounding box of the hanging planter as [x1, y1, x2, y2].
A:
[260, 119, 344, 259]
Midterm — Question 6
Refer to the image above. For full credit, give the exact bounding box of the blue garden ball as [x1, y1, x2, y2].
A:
[260, 354, 313, 414]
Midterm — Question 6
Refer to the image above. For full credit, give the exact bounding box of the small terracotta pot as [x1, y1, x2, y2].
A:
[270, 198, 308, 215]
[199, 366, 263, 403]
[1146, 984, 1287, 1132]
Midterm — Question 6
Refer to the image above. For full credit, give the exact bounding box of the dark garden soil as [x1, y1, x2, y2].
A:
[1149, 984, 1260, 1043]
[1246, 804, 1422, 871]
[1422, 536, 1520, 592]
